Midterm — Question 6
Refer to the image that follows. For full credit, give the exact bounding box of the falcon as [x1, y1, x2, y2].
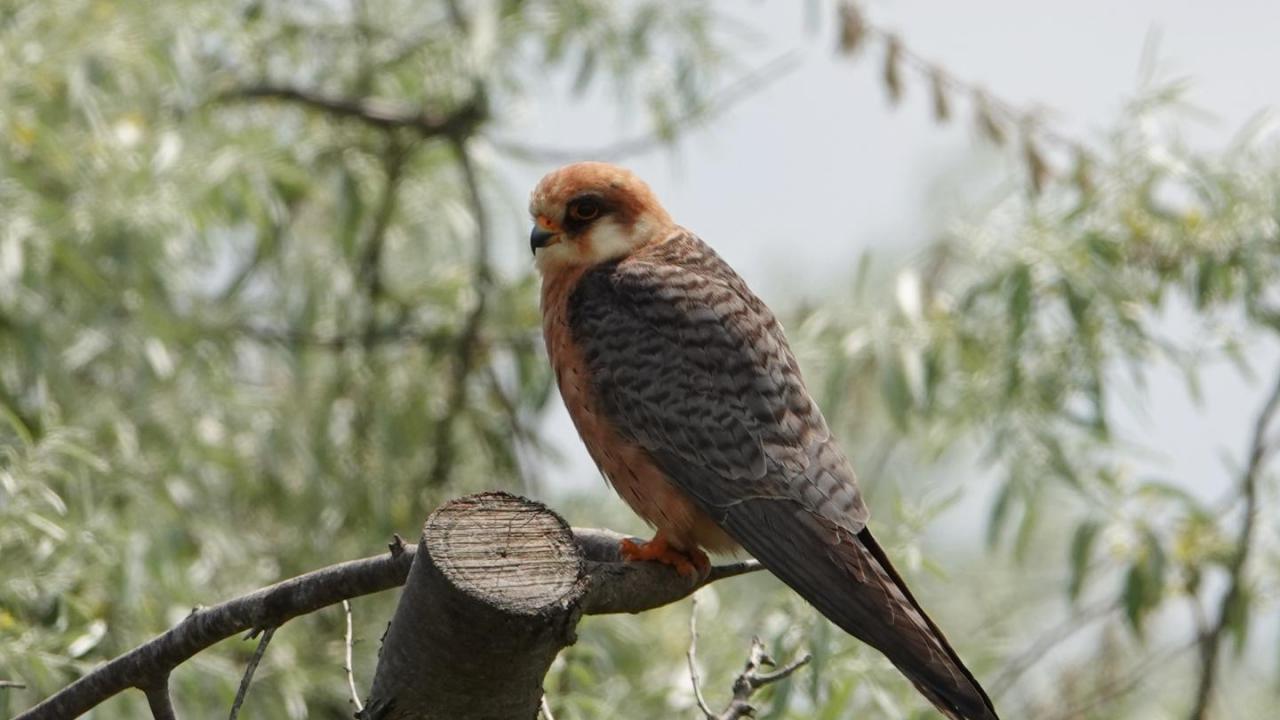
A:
[529, 162, 998, 720]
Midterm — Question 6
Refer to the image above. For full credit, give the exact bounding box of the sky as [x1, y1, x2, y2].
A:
[493, 0, 1280, 519]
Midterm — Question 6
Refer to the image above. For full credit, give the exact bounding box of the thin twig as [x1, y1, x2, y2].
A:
[989, 597, 1118, 698]
[719, 637, 812, 720]
[228, 626, 276, 720]
[425, 137, 493, 487]
[491, 52, 801, 163]
[1187, 365, 1280, 720]
[225, 322, 456, 351]
[836, 1, 1092, 193]
[686, 593, 810, 720]
[687, 595, 717, 719]
[343, 600, 364, 712]
[0, 680, 27, 689]
[539, 694, 556, 720]
[217, 86, 485, 139]
[1040, 638, 1197, 720]
[349, 140, 412, 460]
[142, 677, 176, 720]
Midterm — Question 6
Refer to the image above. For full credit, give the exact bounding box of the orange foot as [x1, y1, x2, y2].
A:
[619, 533, 710, 578]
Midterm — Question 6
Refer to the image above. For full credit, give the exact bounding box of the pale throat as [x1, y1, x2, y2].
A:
[533, 215, 667, 276]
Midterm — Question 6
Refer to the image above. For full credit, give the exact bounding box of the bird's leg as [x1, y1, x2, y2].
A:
[619, 532, 710, 578]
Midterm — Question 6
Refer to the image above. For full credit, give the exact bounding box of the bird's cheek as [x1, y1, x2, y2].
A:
[533, 238, 582, 272]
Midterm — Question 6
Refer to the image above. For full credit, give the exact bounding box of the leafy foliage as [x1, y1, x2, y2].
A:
[2, 2, 1278, 719]
[795, 80, 1280, 716]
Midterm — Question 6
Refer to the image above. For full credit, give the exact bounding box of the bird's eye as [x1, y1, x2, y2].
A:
[568, 199, 601, 222]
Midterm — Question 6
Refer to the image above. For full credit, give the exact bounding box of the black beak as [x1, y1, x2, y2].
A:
[530, 225, 556, 255]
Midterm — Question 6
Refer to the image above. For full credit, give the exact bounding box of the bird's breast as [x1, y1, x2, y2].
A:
[539, 266, 736, 553]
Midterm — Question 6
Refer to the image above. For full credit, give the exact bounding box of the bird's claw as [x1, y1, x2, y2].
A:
[619, 535, 710, 579]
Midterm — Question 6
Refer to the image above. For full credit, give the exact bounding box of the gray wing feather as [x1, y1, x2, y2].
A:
[569, 232, 998, 720]
[571, 234, 867, 530]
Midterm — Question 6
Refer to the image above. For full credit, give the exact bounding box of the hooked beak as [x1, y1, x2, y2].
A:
[530, 216, 561, 255]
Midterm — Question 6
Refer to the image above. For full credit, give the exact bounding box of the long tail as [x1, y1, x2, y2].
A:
[855, 527, 998, 720]
[721, 499, 999, 719]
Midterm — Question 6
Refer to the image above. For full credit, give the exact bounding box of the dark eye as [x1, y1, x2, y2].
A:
[568, 198, 601, 222]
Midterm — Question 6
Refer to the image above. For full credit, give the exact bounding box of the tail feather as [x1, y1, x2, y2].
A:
[857, 528, 998, 720]
[719, 498, 999, 720]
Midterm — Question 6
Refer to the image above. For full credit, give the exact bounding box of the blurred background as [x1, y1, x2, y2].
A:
[3, 1, 1280, 718]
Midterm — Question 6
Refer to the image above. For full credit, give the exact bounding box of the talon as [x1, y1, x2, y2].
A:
[619, 534, 710, 579]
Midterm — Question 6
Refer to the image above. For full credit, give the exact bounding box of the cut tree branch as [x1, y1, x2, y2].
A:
[16, 495, 761, 720]
[359, 493, 764, 719]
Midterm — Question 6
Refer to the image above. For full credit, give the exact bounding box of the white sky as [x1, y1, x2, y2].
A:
[494, 0, 1280, 516]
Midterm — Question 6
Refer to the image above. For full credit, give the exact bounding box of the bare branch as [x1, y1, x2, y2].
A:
[225, 322, 455, 351]
[217, 86, 486, 139]
[835, 2, 1091, 191]
[16, 518, 759, 719]
[1187, 364, 1280, 720]
[228, 627, 276, 720]
[686, 594, 810, 720]
[687, 595, 718, 719]
[573, 528, 763, 615]
[539, 694, 556, 720]
[425, 138, 494, 488]
[16, 548, 416, 720]
[1, 680, 27, 689]
[1041, 638, 1197, 720]
[343, 600, 364, 713]
[142, 677, 176, 720]
[989, 597, 1118, 698]
[720, 637, 811, 720]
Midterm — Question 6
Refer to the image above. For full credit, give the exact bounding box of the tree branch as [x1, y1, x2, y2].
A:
[425, 138, 494, 488]
[359, 493, 766, 719]
[688, 597, 811, 720]
[16, 547, 415, 720]
[687, 596, 718, 718]
[16, 497, 761, 720]
[227, 627, 275, 720]
[343, 600, 365, 713]
[223, 322, 456, 351]
[988, 597, 1118, 698]
[142, 676, 176, 720]
[217, 86, 486, 139]
[1186, 364, 1280, 720]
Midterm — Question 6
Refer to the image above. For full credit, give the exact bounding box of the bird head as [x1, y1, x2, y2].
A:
[528, 162, 674, 273]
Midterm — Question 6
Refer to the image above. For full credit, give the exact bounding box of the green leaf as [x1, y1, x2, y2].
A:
[1068, 520, 1101, 601]
[1195, 255, 1218, 308]
[1085, 232, 1123, 266]
[572, 48, 599, 95]
[1224, 584, 1251, 655]
[1007, 263, 1033, 347]
[879, 357, 912, 432]
[1013, 493, 1039, 563]
[1122, 530, 1167, 635]
[1122, 561, 1148, 634]
[987, 477, 1018, 550]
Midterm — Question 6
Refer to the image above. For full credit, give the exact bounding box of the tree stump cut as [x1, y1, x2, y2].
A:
[362, 492, 588, 720]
